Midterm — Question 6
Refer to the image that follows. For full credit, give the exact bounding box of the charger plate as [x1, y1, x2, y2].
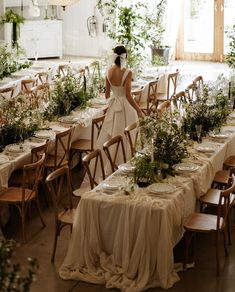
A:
[148, 183, 176, 194]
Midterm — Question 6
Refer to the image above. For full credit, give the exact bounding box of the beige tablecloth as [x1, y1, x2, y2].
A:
[59, 125, 235, 291]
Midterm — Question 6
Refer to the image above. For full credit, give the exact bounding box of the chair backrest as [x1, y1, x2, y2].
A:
[167, 69, 179, 99]
[147, 78, 159, 115]
[82, 149, 105, 189]
[30, 83, 50, 107]
[58, 64, 69, 77]
[0, 86, 15, 99]
[22, 153, 46, 201]
[21, 78, 36, 95]
[172, 91, 189, 109]
[31, 141, 49, 163]
[124, 122, 139, 157]
[35, 72, 49, 85]
[46, 165, 73, 219]
[217, 175, 235, 231]
[89, 60, 100, 78]
[157, 100, 171, 115]
[193, 75, 204, 90]
[185, 83, 197, 102]
[53, 128, 72, 169]
[103, 135, 126, 173]
[91, 115, 106, 150]
[131, 89, 142, 105]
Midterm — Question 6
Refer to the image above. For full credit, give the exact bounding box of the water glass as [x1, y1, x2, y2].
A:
[195, 124, 202, 143]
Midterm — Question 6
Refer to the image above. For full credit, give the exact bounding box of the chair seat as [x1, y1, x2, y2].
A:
[0, 187, 36, 203]
[9, 169, 43, 187]
[199, 188, 221, 205]
[184, 213, 223, 232]
[58, 208, 76, 224]
[224, 156, 235, 168]
[44, 155, 67, 168]
[213, 170, 230, 185]
[71, 139, 92, 152]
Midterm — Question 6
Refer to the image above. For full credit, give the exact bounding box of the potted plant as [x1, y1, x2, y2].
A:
[0, 9, 25, 49]
[144, 0, 170, 65]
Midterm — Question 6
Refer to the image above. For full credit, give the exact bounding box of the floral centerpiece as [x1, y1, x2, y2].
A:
[44, 69, 89, 120]
[184, 76, 231, 138]
[0, 44, 32, 80]
[134, 111, 188, 185]
[0, 95, 40, 150]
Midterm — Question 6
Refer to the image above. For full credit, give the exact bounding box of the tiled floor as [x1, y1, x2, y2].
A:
[1, 59, 234, 292]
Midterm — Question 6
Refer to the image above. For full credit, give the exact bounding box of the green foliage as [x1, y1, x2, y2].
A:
[0, 239, 38, 291]
[225, 24, 235, 70]
[0, 44, 32, 80]
[0, 9, 25, 24]
[134, 154, 155, 186]
[143, 0, 168, 48]
[45, 69, 88, 119]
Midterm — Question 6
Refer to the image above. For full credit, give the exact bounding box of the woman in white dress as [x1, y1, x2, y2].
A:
[95, 45, 143, 167]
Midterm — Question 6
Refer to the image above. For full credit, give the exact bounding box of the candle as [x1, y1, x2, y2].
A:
[151, 138, 154, 163]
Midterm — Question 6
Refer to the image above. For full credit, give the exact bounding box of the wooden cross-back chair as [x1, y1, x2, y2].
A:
[0, 154, 46, 242]
[103, 135, 127, 173]
[131, 89, 143, 106]
[185, 83, 197, 102]
[44, 128, 73, 174]
[183, 175, 235, 276]
[70, 114, 106, 166]
[35, 72, 49, 85]
[58, 64, 69, 77]
[124, 122, 139, 158]
[156, 69, 179, 105]
[21, 78, 37, 95]
[89, 60, 100, 78]
[9, 141, 50, 187]
[172, 91, 190, 109]
[141, 78, 159, 116]
[82, 149, 106, 189]
[193, 75, 204, 90]
[157, 100, 171, 116]
[0, 86, 16, 99]
[30, 83, 50, 107]
[46, 165, 76, 262]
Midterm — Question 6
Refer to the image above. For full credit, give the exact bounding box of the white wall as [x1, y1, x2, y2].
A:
[62, 0, 112, 57]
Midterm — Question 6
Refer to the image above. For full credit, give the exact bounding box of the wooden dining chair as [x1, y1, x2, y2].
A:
[35, 72, 49, 85]
[124, 122, 139, 158]
[193, 75, 204, 91]
[82, 149, 106, 189]
[21, 78, 37, 95]
[199, 175, 235, 246]
[0, 154, 46, 242]
[46, 165, 76, 262]
[185, 83, 197, 102]
[184, 175, 235, 275]
[141, 79, 159, 115]
[157, 100, 171, 116]
[30, 83, 50, 107]
[70, 115, 106, 167]
[58, 64, 69, 77]
[44, 128, 72, 175]
[103, 135, 127, 173]
[156, 69, 179, 104]
[172, 91, 190, 109]
[131, 89, 143, 106]
[9, 141, 50, 187]
[0, 85, 16, 99]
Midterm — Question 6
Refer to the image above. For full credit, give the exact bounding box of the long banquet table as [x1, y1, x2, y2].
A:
[59, 121, 235, 291]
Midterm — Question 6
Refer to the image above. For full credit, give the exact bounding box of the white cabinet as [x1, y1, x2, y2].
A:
[18, 20, 62, 59]
[4, 0, 48, 7]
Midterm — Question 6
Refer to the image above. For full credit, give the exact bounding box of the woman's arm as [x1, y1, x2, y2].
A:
[125, 71, 144, 118]
[105, 77, 111, 99]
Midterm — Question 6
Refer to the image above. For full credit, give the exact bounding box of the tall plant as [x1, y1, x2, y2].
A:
[226, 24, 235, 70]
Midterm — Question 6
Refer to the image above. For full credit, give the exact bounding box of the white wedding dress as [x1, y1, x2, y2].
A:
[95, 68, 138, 169]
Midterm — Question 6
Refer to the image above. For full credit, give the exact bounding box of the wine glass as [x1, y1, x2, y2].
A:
[195, 124, 202, 143]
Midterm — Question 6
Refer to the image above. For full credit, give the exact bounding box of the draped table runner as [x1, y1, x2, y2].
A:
[59, 124, 235, 291]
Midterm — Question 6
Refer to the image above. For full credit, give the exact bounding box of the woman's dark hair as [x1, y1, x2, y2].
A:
[113, 45, 127, 66]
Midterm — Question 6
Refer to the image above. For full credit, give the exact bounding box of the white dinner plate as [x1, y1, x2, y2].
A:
[5, 144, 25, 153]
[148, 183, 176, 194]
[229, 112, 235, 118]
[174, 162, 199, 172]
[58, 116, 77, 124]
[195, 144, 215, 153]
[0, 154, 9, 164]
[35, 130, 55, 139]
[100, 177, 127, 192]
[209, 132, 228, 139]
[118, 163, 136, 174]
[141, 75, 156, 81]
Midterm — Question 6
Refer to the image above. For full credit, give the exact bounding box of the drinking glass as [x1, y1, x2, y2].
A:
[195, 124, 202, 143]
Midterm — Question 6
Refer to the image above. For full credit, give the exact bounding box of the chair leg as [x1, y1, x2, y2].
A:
[215, 231, 220, 276]
[35, 197, 46, 228]
[184, 231, 193, 269]
[51, 223, 59, 263]
[21, 207, 26, 243]
[227, 212, 232, 245]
